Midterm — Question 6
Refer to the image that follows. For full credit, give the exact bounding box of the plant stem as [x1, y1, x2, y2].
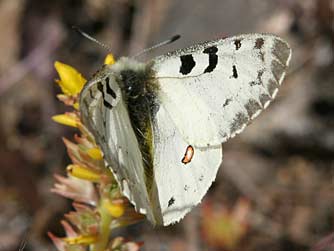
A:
[91, 199, 112, 251]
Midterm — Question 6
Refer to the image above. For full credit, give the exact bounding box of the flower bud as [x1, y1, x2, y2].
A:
[67, 164, 101, 182]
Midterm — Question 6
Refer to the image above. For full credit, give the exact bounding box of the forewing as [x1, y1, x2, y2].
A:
[152, 105, 223, 226]
[153, 34, 291, 147]
[79, 72, 156, 224]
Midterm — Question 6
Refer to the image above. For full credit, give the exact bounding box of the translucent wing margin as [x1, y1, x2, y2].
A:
[153, 34, 291, 147]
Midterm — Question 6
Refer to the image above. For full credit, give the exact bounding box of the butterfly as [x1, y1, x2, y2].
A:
[79, 33, 291, 226]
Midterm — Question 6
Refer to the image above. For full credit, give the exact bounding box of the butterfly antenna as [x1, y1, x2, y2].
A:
[133, 34, 181, 58]
[18, 232, 28, 251]
[72, 26, 113, 52]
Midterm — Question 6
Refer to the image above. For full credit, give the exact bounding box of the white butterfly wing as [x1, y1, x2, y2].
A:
[152, 105, 222, 225]
[79, 70, 156, 224]
[79, 33, 291, 226]
[153, 34, 291, 147]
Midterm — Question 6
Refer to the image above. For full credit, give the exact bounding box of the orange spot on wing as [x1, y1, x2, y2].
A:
[182, 145, 194, 164]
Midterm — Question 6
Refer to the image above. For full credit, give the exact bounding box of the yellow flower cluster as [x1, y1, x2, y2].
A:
[50, 53, 143, 251]
[54, 61, 86, 96]
[52, 53, 116, 125]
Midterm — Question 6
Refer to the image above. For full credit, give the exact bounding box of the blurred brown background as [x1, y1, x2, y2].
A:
[0, 0, 333, 250]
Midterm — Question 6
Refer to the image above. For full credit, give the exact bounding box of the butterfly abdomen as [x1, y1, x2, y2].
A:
[117, 63, 159, 194]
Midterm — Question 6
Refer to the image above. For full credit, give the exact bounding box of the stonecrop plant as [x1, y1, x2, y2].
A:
[49, 54, 144, 251]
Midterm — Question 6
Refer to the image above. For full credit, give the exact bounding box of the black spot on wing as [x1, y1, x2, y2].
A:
[232, 65, 238, 78]
[105, 77, 117, 98]
[103, 100, 112, 109]
[234, 39, 241, 50]
[180, 55, 196, 75]
[97, 81, 113, 109]
[223, 98, 232, 107]
[89, 88, 94, 99]
[255, 38, 264, 49]
[203, 46, 218, 73]
[203, 46, 218, 54]
[168, 197, 175, 207]
[97, 81, 103, 92]
[204, 54, 218, 73]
